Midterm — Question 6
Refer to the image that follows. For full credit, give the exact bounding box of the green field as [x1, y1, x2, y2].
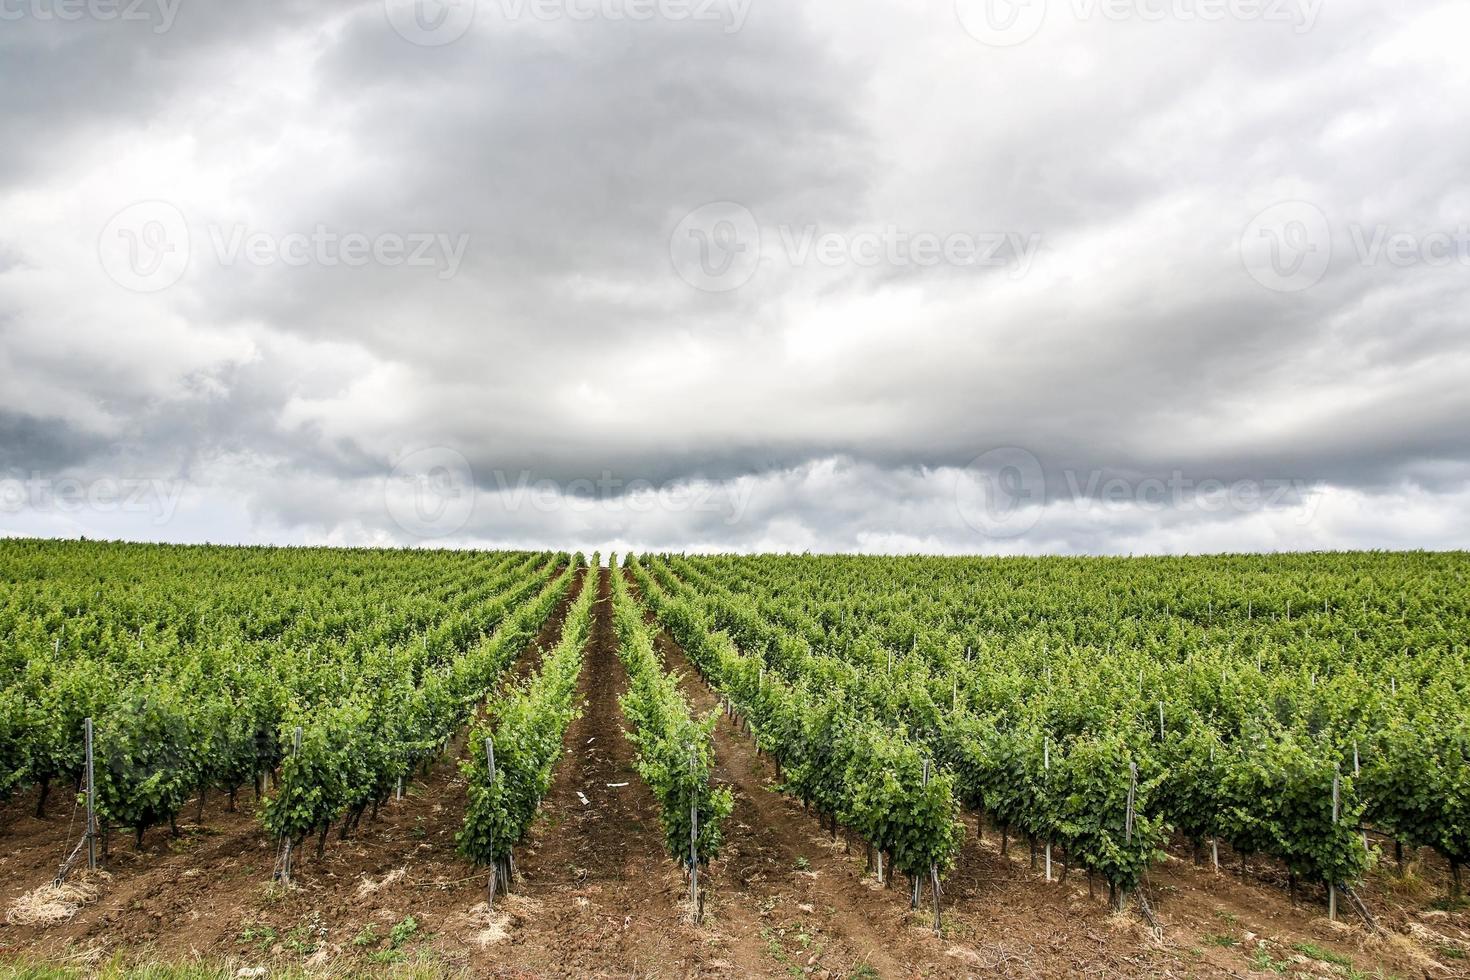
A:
[1, 540, 1466, 974]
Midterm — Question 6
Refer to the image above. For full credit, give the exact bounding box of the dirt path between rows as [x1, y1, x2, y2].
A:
[630, 575, 1142, 979]
[464, 566, 724, 977]
[631, 576, 914, 979]
[1, 564, 1461, 979]
[627, 572, 1461, 980]
[0, 570, 587, 971]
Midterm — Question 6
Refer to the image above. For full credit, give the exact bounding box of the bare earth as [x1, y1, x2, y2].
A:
[1, 568, 1466, 978]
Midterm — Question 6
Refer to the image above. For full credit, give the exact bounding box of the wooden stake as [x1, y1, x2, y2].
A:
[1125, 763, 1138, 844]
[486, 737, 498, 909]
[1043, 739, 1052, 882]
[84, 718, 96, 871]
[279, 726, 302, 883]
[690, 747, 701, 924]
[1330, 769, 1340, 922]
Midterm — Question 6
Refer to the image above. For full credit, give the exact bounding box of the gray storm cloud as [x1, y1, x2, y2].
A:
[1, 0, 1468, 555]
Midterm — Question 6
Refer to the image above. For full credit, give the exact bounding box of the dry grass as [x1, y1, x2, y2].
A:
[353, 866, 406, 899]
[5, 872, 109, 926]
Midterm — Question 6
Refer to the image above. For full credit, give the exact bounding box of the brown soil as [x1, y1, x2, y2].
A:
[624, 571, 1469, 980]
[0, 569, 587, 973]
[0, 564, 1464, 979]
[455, 566, 717, 977]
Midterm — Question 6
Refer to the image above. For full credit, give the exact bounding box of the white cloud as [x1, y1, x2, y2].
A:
[1, 0, 1467, 554]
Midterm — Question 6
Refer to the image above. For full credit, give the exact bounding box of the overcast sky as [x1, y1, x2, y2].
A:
[1, 0, 1468, 556]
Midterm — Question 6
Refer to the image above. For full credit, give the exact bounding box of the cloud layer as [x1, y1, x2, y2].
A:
[2, 0, 1468, 555]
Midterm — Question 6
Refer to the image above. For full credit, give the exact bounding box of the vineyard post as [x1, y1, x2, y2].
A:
[84, 717, 96, 871]
[1329, 769, 1340, 921]
[1158, 702, 1165, 740]
[689, 746, 701, 924]
[911, 760, 929, 909]
[279, 726, 302, 883]
[924, 756, 942, 933]
[1125, 763, 1137, 843]
[930, 861, 942, 934]
[1353, 741, 1368, 852]
[485, 736, 500, 907]
[1043, 739, 1053, 882]
[1121, 763, 1138, 914]
[1209, 743, 1219, 872]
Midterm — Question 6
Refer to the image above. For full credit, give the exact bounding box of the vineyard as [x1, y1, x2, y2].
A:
[0, 539, 1467, 978]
